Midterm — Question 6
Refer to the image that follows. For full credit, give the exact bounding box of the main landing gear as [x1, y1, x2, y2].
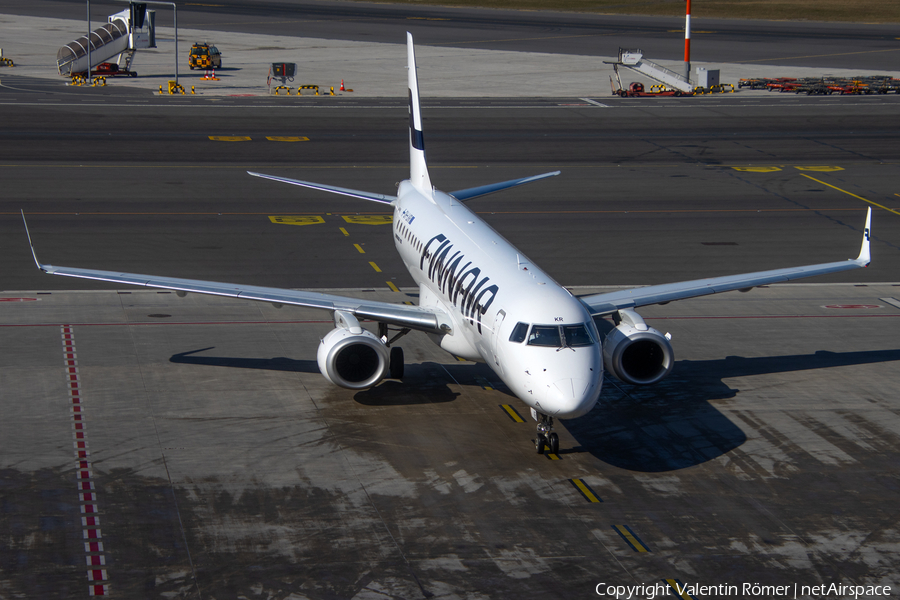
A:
[379, 323, 410, 380]
[534, 413, 559, 455]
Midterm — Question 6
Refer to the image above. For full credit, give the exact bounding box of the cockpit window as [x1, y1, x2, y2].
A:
[527, 325, 562, 347]
[509, 322, 529, 343]
[563, 324, 594, 347]
[524, 323, 596, 348]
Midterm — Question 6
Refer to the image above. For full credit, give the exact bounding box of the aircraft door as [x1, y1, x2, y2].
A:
[491, 309, 506, 372]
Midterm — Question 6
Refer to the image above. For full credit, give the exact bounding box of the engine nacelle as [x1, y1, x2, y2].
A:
[317, 327, 389, 390]
[602, 311, 674, 386]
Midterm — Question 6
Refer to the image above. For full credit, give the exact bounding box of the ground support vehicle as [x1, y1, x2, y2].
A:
[612, 81, 691, 97]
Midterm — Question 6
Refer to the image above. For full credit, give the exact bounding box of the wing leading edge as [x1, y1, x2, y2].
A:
[21, 213, 445, 333]
[581, 209, 872, 315]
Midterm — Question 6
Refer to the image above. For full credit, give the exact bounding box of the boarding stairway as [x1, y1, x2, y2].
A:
[57, 7, 154, 76]
[608, 48, 693, 93]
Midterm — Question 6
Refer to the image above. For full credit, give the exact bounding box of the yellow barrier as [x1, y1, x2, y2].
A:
[273, 86, 291, 95]
[0, 57, 14, 67]
[297, 85, 319, 96]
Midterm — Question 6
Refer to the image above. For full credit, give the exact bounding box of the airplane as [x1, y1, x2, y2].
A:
[23, 33, 872, 456]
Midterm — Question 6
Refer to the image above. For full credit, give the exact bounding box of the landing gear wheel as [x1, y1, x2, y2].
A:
[389, 346, 404, 379]
[534, 413, 556, 455]
[548, 432, 559, 455]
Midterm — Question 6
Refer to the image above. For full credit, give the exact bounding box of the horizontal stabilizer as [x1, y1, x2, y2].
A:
[449, 171, 561, 202]
[247, 171, 396, 205]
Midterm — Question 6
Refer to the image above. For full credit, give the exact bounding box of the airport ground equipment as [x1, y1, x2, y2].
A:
[267, 62, 295, 94]
[739, 76, 900, 94]
[607, 48, 693, 93]
[0, 49, 13, 67]
[189, 42, 222, 70]
[57, 5, 155, 77]
[612, 81, 691, 98]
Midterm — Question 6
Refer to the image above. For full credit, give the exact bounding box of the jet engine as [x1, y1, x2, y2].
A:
[602, 308, 673, 386]
[317, 313, 389, 390]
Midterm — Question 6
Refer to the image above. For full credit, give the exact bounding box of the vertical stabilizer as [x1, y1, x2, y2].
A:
[407, 33, 432, 195]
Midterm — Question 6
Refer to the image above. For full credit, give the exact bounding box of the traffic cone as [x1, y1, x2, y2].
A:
[340, 79, 345, 91]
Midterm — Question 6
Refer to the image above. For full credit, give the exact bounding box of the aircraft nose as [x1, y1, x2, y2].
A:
[548, 377, 598, 418]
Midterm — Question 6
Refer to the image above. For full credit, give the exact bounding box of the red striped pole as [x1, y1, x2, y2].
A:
[684, 0, 691, 82]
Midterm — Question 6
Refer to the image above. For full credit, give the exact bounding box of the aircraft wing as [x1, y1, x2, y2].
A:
[581, 209, 872, 316]
[22, 214, 445, 333]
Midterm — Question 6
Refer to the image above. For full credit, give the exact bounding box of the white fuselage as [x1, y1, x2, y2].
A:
[391, 180, 603, 419]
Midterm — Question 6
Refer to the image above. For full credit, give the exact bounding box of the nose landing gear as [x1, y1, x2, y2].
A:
[534, 414, 559, 455]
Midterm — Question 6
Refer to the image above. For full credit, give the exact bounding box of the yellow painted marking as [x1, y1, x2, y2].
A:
[266, 136, 309, 142]
[731, 166, 781, 172]
[615, 525, 649, 552]
[666, 579, 695, 600]
[500, 404, 525, 423]
[546, 453, 560, 460]
[339, 227, 349, 236]
[369, 262, 382, 273]
[342, 215, 392, 225]
[456, 356, 467, 361]
[208, 136, 251, 141]
[795, 166, 843, 172]
[403, 301, 414, 305]
[571, 479, 601, 503]
[386, 281, 400, 292]
[353, 243, 365, 254]
[268, 215, 325, 225]
[801, 174, 900, 216]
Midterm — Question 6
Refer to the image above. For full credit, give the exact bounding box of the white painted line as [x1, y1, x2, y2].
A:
[580, 98, 610, 107]
[879, 297, 900, 310]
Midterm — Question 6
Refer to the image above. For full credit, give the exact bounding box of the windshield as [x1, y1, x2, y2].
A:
[563, 324, 594, 347]
[525, 323, 595, 348]
[527, 325, 561, 347]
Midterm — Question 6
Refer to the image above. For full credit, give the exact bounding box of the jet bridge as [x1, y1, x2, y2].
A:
[608, 48, 693, 93]
[57, 6, 155, 76]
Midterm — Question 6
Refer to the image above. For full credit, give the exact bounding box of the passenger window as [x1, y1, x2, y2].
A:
[509, 322, 529, 343]
[563, 324, 594, 347]
[527, 325, 561, 347]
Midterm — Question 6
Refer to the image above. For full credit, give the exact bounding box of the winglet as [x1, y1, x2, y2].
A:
[407, 32, 432, 195]
[21, 210, 46, 271]
[856, 207, 872, 266]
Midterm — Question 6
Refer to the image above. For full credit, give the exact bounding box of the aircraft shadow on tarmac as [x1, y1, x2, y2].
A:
[563, 348, 900, 473]
[170, 347, 319, 373]
[170, 348, 459, 406]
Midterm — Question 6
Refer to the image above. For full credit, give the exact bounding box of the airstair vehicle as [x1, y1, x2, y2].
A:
[57, 5, 156, 77]
[607, 48, 693, 93]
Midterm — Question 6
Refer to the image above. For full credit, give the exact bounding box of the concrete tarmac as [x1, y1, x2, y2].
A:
[2, 4, 900, 599]
[1, 285, 899, 597]
[3, 12, 900, 97]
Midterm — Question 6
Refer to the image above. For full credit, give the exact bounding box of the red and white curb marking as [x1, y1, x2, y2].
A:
[61, 326, 109, 596]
